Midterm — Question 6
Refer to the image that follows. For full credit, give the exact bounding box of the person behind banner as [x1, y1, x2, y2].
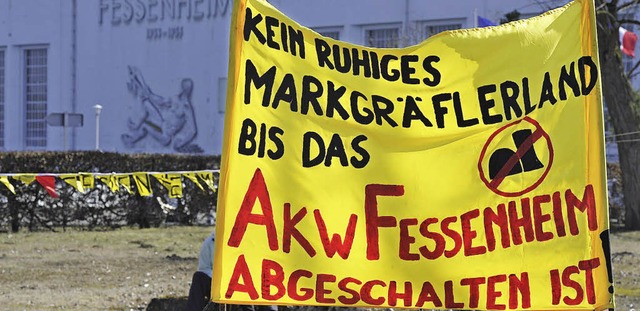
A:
[185, 231, 216, 311]
[185, 231, 278, 311]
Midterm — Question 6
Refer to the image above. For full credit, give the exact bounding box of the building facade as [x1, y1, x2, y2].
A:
[0, 0, 628, 157]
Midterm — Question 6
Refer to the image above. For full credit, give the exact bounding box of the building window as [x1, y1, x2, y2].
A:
[0, 48, 4, 148]
[314, 27, 342, 40]
[365, 26, 400, 48]
[24, 48, 48, 148]
[423, 22, 462, 39]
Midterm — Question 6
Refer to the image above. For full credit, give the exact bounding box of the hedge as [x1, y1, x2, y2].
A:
[0, 151, 220, 232]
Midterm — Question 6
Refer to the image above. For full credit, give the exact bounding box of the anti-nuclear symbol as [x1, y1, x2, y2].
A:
[478, 117, 554, 197]
[488, 129, 544, 179]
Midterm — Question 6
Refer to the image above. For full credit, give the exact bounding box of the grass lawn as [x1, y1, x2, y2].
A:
[0, 226, 638, 310]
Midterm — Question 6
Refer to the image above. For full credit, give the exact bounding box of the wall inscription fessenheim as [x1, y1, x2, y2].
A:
[99, 0, 230, 40]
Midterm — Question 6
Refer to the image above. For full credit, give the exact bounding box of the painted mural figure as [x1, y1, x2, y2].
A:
[122, 66, 201, 152]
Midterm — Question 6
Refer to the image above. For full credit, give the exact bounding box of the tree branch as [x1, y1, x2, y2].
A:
[628, 59, 640, 79]
[617, 0, 640, 12]
[619, 18, 640, 27]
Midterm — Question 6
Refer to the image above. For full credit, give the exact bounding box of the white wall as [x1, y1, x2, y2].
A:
[75, 0, 232, 154]
[0, 0, 73, 151]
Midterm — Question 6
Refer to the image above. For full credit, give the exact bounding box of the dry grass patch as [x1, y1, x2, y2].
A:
[1, 226, 639, 310]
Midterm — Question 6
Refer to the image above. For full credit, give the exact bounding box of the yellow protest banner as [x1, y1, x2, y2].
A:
[197, 171, 217, 191]
[96, 174, 120, 192]
[0, 176, 15, 194]
[115, 174, 133, 193]
[132, 173, 153, 196]
[184, 172, 205, 191]
[212, 0, 613, 310]
[152, 173, 183, 198]
[61, 174, 87, 193]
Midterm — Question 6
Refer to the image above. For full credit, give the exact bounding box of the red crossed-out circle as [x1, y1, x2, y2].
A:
[477, 116, 554, 197]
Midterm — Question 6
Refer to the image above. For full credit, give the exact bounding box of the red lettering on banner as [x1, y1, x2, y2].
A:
[550, 268, 562, 305]
[460, 277, 485, 309]
[550, 257, 600, 306]
[314, 209, 358, 259]
[444, 280, 464, 308]
[562, 266, 583, 305]
[509, 273, 531, 309]
[552, 191, 567, 237]
[487, 274, 507, 310]
[388, 281, 413, 307]
[483, 203, 510, 251]
[533, 194, 554, 242]
[337, 277, 362, 304]
[399, 218, 420, 260]
[361, 280, 386, 305]
[415, 282, 443, 308]
[566, 184, 597, 235]
[419, 218, 446, 259]
[262, 259, 285, 300]
[364, 184, 405, 260]
[316, 274, 337, 303]
[228, 169, 279, 250]
[288, 270, 314, 301]
[578, 258, 600, 304]
[461, 209, 486, 256]
[283, 204, 316, 257]
[226, 255, 259, 299]
[223, 258, 534, 309]
[442, 216, 463, 257]
[508, 199, 535, 245]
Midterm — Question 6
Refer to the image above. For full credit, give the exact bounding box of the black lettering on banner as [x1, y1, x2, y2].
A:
[133, 174, 152, 195]
[380, 55, 400, 82]
[80, 174, 95, 190]
[243, 7, 266, 44]
[315, 38, 334, 69]
[422, 55, 442, 87]
[353, 48, 372, 78]
[243, 7, 305, 58]
[350, 135, 370, 168]
[538, 72, 558, 108]
[325, 134, 349, 167]
[302, 132, 370, 168]
[245, 59, 276, 107]
[452, 92, 479, 127]
[352, 91, 375, 125]
[402, 96, 432, 128]
[334, 45, 352, 74]
[272, 73, 297, 110]
[558, 62, 580, 100]
[327, 81, 350, 120]
[579, 56, 597, 95]
[265, 16, 281, 50]
[287, 24, 305, 58]
[478, 84, 503, 125]
[400, 55, 420, 85]
[268, 127, 285, 159]
[301, 75, 325, 115]
[371, 95, 398, 127]
[432, 93, 452, 128]
[500, 81, 523, 121]
[303, 131, 325, 168]
[522, 78, 536, 115]
[238, 118, 284, 160]
[370, 51, 381, 79]
[162, 174, 182, 197]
